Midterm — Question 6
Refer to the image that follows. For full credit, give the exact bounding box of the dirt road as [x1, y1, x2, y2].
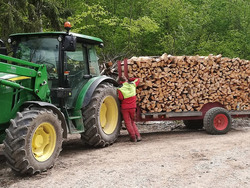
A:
[0, 119, 250, 188]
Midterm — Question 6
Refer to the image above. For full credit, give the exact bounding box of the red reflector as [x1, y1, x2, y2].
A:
[64, 71, 70, 75]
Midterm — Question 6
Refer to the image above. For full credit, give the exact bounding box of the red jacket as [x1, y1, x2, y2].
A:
[117, 78, 140, 109]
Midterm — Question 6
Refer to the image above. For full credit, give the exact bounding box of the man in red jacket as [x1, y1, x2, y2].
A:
[117, 76, 141, 142]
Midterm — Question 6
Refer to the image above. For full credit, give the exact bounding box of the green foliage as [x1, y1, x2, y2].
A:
[0, 0, 249, 61]
[0, 0, 71, 42]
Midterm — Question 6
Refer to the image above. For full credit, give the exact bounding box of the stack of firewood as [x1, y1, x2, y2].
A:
[125, 53, 250, 113]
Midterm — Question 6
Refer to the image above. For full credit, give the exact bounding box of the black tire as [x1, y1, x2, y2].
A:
[3, 107, 63, 175]
[183, 120, 203, 129]
[204, 107, 232, 135]
[81, 83, 121, 147]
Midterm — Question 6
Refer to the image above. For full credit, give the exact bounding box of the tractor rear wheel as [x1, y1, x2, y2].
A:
[204, 107, 232, 134]
[183, 120, 203, 129]
[3, 107, 63, 175]
[81, 83, 121, 147]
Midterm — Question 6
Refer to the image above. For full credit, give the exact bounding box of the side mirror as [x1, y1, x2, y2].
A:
[63, 35, 76, 51]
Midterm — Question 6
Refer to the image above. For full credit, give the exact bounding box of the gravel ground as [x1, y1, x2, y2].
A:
[0, 118, 250, 188]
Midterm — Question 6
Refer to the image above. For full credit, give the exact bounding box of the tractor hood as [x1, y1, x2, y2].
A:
[0, 73, 18, 80]
[0, 72, 33, 125]
[0, 73, 30, 81]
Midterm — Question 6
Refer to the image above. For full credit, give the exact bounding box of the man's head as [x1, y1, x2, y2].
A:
[119, 76, 128, 83]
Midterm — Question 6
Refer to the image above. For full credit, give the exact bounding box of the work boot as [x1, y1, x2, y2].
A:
[136, 136, 142, 142]
[130, 137, 137, 142]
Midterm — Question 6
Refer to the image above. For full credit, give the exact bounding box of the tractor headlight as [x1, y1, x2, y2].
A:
[58, 36, 62, 42]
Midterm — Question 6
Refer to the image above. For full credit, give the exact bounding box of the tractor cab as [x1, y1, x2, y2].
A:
[8, 23, 104, 107]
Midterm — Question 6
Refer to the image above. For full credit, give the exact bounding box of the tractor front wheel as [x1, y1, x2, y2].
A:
[3, 107, 63, 175]
[81, 83, 121, 147]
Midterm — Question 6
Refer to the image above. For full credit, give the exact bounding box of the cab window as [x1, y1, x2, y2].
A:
[66, 43, 88, 87]
[88, 46, 100, 76]
[66, 43, 87, 75]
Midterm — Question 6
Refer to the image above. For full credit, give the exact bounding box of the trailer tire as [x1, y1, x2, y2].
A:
[204, 107, 232, 135]
[183, 120, 203, 129]
[81, 83, 121, 147]
[3, 107, 63, 175]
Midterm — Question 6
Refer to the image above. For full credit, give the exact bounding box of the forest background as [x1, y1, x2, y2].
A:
[0, 0, 249, 63]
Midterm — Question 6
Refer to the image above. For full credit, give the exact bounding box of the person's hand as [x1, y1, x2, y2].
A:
[128, 77, 136, 82]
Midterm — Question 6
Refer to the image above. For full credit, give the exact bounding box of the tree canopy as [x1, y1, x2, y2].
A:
[1, 0, 249, 62]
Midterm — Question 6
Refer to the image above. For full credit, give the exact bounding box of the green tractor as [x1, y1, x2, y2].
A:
[0, 23, 121, 174]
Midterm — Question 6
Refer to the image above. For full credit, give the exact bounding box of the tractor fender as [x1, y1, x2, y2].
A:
[75, 76, 118, 111]
[22, 101, 68, 138]
[83, 76, 118, 108]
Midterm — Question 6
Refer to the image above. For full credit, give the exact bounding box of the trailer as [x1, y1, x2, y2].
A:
[117, 58, 250, 134]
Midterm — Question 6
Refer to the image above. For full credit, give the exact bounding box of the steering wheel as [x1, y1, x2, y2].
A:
[36, 60, 56, 74]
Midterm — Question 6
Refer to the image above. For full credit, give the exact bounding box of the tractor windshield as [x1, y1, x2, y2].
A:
[14, 37, 59, 78]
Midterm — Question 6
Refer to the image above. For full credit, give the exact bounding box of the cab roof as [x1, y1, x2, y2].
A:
[10, 32, 103, 45]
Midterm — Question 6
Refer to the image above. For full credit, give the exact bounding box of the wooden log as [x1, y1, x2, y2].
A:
[121, 54, 250, 113]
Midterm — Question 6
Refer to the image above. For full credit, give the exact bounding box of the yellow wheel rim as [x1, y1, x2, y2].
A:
[100, 96, 118, 134]
[32, 122, 56, 162]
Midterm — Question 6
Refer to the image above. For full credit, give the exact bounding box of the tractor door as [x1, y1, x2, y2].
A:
[64, 42, 89, 107]
[64, 43, 101, 108]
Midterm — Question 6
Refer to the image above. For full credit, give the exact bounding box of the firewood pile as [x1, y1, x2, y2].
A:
[126, 53, 250, 113]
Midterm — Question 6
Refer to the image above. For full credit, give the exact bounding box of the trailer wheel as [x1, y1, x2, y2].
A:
[81, 83, 121, 147]
[3, 108, 63, 175]
[183, 120, 203, 129]
[204, 107, 232, 134]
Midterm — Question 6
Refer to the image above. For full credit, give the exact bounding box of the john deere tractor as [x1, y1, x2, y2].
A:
[0, 22, 121, 174]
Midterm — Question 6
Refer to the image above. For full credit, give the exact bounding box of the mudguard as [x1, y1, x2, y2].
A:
[23, 101, 68, 138]
[74, 75, 118, 111]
